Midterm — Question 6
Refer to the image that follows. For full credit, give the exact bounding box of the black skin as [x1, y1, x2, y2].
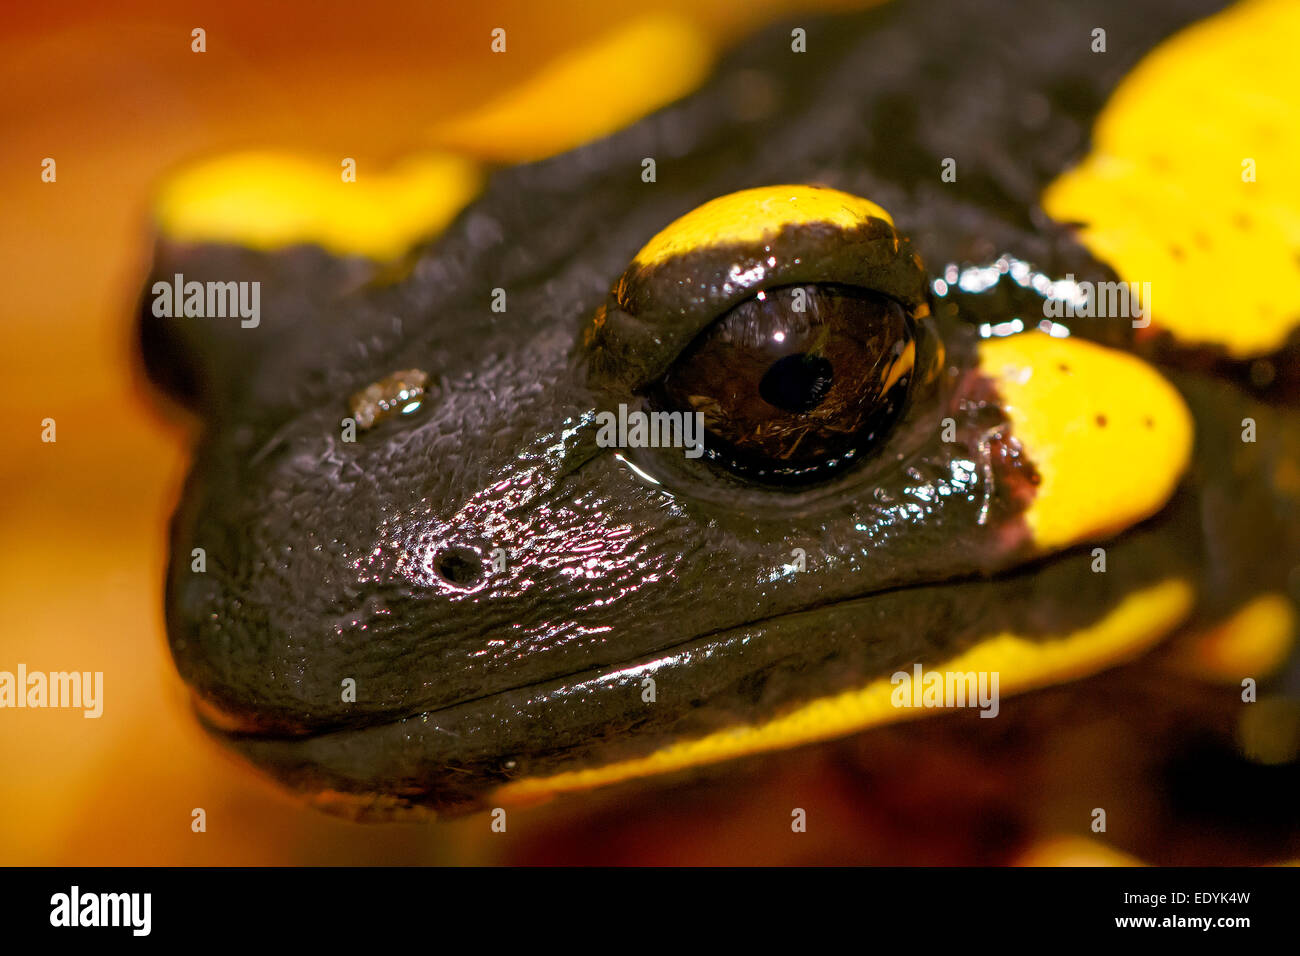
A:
[140, 0, 1297, 817]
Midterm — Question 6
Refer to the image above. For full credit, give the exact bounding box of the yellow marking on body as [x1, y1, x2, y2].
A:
[979, 332, 1192, 553]
[1043, 0, 1300, 358]
[154, 151, 482, 260]
[1173, 593, 1296, 683]
[495, 579, 1192, 803]
[1014, 836, 1144, 867]
[633, 185, 895, 268]
[429, 16, 714, 163]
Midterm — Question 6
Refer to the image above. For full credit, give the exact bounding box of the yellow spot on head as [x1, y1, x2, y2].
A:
[1043, 0, 1300, 357]
[633, 185, 895, 268]
[979, 332, 1192, 552]
[154, 150, 482, 261]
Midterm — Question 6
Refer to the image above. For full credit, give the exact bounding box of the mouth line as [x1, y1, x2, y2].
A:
[195, 560, 1060, 747]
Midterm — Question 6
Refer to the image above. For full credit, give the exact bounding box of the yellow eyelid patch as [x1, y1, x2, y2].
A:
[1042, 0, 1300, 358]
[979, 332, 1192, 553]
[495, 578, 1193, 804]
[153, 151, 482, 261]
[429, 15, 715, 164]
[633, 185, 895, 268]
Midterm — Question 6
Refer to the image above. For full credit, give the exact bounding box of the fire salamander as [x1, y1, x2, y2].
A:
[139, 0, 1300, 832]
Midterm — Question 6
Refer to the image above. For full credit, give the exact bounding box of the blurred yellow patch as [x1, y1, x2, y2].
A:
[154, 151, 482, 260]
[1043, 0, 1300, 358]
[1015, 836, 1143, 867]
[430, 15, 714, 163]
[1177, 593, 1295, 683]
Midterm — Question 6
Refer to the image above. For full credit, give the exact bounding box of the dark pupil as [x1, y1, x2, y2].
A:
[759, 353, 833, 412]
[653, 282, 914, 484]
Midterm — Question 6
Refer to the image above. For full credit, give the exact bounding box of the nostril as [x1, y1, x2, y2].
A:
[433, 546, 484, 589]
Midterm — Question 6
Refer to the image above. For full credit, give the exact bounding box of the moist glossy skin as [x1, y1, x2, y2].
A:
[139, 0, 1297, 817]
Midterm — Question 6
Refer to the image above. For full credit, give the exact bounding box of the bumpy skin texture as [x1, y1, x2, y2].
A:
[139, 0, 1299, 816]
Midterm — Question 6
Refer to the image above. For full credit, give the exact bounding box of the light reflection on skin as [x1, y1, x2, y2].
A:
[934, 253, 1086, 338]
[614, 452, 663, 486]
[357, 408, 611, 594]
[353, 402, 680, 668]
[727, 262, 767, 290]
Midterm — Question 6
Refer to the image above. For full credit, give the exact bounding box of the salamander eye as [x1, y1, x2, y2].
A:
[584, 185, 935, 487]
[654, 283, 915, 483]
